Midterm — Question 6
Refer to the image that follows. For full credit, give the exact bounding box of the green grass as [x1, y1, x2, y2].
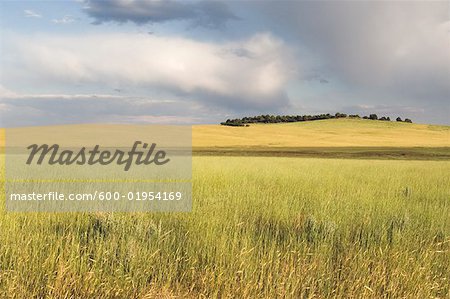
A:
[1, 156, 449, 298]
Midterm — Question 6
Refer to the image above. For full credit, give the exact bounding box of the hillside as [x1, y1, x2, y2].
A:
[193, 119, 450, 159]
[0, 119, 448, 159]
[193, 119, 449, 148]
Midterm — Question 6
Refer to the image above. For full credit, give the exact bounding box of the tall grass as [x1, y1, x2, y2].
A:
[0, 156, 449, 298]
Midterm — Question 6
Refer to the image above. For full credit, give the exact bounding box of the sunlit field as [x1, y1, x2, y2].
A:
[193, 119, 450, 148]
[2, 0, 449, 297]
[1, 119, 449, 149]
[0, 156, 449, 298]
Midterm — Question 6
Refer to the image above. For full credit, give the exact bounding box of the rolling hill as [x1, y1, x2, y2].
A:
[193, 118, 449, 148]
[193, 119, 450, 159]
[0, 119, 448, 159]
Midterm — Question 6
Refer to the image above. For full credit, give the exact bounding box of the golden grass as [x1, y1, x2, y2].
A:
[0, 120, 449, 297]
[0, 157, 449, 298]
[1, 119, 448, 149]
[192, 119, 450, 148]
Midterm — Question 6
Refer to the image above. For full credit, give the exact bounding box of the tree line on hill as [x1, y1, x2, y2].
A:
[220, 113, 412, 127]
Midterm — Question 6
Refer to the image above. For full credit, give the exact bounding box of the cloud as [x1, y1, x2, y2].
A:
[24, 9, 41, 18]
[304, 74, 329, 84]
[0, 91, 217, 127]
[52, 15, 76, 24]
[82, 0, 239, 29]
[0, 85, 18, 98]
[255, 1, 450, 106]
[337, 103, 443, 124]
[116, 115, 202, 124]
[343, 104, 425, 117]
[0, 103, 9, 112]
[9, 2, 447, 125]
[6, 32, 295, 111]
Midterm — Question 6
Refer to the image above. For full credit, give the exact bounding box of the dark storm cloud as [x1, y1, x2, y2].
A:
[252, 1, 449, 122]
[83, 0, 239, 28]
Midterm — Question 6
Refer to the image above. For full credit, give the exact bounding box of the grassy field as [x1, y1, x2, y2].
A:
[1, 119, 449, 149]
[193, 119, 450, 160]
[0, 157, 449, 298]
[0, 120, 449, 298]
[193, 119, 450, 148]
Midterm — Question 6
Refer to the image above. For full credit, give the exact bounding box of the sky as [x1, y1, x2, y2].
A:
[0, 0, 449, 127]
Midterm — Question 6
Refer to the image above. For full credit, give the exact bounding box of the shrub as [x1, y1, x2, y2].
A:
[335, 112, 347, 118]
[220, 113, 411, 126]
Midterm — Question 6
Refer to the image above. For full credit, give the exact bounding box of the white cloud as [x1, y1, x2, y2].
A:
[24, 10, 41, 18]
[52, 15, 76, 24]
[2, 93, 122, 100]
[0, 103, 10, 112]
[7, 32, 296, 109]
[0, 85, 17, 98]
[115, 115, 202, 124]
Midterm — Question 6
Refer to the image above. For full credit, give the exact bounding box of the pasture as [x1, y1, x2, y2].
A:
[0, 119, 449, 298]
